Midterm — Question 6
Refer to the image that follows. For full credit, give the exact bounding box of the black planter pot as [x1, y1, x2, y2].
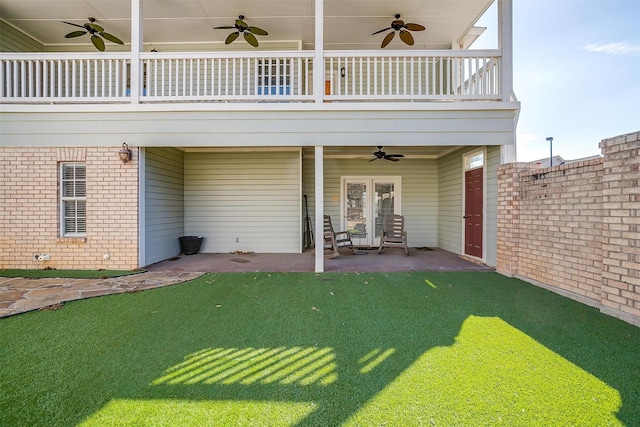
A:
[179, 236, 203, 255]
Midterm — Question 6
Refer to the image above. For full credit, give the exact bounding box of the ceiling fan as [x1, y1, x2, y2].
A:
[369, 146, 404, 162]
[62, 17, 124, 52]
[372, 14, 426, 48]
[214, 15, 268, 47]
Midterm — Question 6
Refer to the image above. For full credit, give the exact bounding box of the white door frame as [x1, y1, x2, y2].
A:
[340, 176, 402, 247]
[460, 148, 487, 261]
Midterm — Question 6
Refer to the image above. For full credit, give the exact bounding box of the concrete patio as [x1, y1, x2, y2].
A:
[145, 248, 493, 273]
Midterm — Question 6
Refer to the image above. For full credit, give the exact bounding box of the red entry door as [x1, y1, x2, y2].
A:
[464, 168, 483, 258]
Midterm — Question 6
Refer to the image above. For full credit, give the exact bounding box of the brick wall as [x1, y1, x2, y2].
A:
[599, 132, 640, 322]
[497, 131, 640, 326]
[0, 147, 139, 270]
[496, 162, 530, 277]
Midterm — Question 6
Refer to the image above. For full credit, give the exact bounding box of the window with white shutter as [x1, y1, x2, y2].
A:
[60, 163, 86, 236]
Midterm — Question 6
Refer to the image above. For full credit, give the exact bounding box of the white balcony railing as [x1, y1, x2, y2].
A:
[325, 50, 501, 100]
[0, 53, 131, 102]
[0, 50, 502, 104]
[140, 52, 314, 102]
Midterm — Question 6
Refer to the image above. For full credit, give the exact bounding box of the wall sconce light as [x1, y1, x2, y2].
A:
[119, 142, 132, 163]
[340, 67, 346, 78]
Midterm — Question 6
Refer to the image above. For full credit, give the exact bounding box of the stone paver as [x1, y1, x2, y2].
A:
[0, 271, 203, 318]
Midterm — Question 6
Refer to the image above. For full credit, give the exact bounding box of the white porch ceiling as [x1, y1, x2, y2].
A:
[188, 146, 464, 159]
[0, 0, 493, 50]
[318, 145, 464, 159]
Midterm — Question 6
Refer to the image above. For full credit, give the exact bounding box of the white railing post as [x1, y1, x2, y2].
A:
[498, 0, 513, 101]
[313, 0, 324, 103]
[130, 0, 142, 104]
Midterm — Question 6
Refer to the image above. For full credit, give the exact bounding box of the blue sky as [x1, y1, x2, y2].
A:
[475, 0, 640, 162]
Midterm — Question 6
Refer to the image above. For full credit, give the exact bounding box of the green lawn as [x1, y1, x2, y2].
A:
[1, 272, 639, 426]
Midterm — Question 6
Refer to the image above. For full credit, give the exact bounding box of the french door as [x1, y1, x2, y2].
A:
[342, 177, 401, 247]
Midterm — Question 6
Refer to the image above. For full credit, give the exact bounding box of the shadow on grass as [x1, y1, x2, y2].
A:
[1, 272, 638, 426]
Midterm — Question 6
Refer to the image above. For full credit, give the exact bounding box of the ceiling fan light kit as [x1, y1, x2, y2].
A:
[214, 15, 268, 48]
[372, 14, 426, 48]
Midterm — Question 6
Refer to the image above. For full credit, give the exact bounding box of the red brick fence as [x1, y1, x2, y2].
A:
[497, 131, 640, 327]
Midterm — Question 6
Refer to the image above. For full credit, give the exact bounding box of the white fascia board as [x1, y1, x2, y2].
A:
[1, 109, 520, 148]
[0, 101, 521, 114]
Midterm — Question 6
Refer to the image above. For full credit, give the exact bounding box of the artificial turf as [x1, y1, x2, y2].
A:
[1, 272, 638, 426]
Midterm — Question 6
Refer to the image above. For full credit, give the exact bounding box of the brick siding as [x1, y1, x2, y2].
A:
[497, 131, 640, 326]
[0, 147, 139, 270]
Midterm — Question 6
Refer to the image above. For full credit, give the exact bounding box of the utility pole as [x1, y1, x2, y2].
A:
[546, 137, 554, 167]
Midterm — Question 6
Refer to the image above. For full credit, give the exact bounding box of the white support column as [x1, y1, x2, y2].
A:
[500, 144, 517, 164]
[498, 0, 513, 102]
[138, 147, 146, 267]
[313, 0, 324, 103]
[314, 145, 324, 272]
[130, 0, 143, 104]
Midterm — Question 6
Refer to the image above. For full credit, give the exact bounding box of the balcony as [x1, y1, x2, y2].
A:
[0, 50, 502, 104]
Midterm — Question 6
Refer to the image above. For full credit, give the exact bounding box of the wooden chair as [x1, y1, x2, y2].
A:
[378, 214, 409, 255]
[323, 215, 355, 258]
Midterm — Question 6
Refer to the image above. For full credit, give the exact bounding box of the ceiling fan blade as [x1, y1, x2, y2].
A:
[399, 30, 415, 46]
[244, 32, 259, 47]
[62, 21, 85, 29]
[386, 154, 404, 158]
[381, 31, 395, 48]
[87, 22, 105, 32]
[65, 30, 88, 39]
[405, 23, 426, 31]
[368, 158, 379, 162]
[371, 26, 391, 35]
[235, 19, 248, 29]
[214, 25, 236, 29]
[386, 157, 401, 162]
[90, 34, 105, 51]
[248, 26, 268, 36]
[225, 32, 240, 44]
[100, 32, 124, 45]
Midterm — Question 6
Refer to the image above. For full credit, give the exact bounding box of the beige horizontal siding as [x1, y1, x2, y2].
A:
[144, 147, 185, 265]
[0, 21, 43, 52]
[185, 151, 300, 253]
[437, 148, 464, 254]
